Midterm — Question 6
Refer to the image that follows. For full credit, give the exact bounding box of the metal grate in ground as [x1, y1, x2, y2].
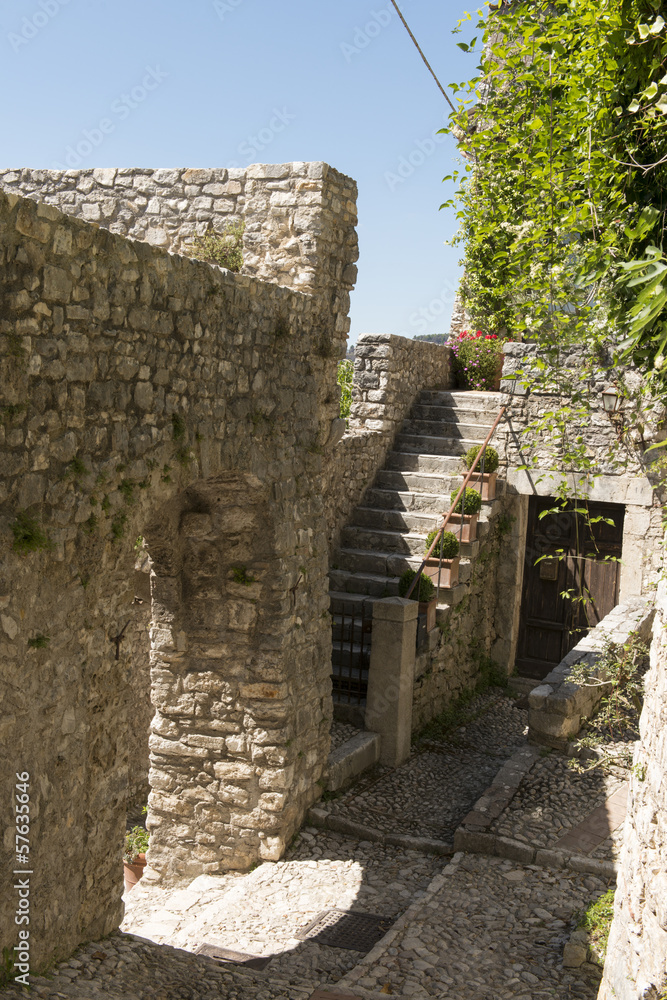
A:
[296, 909, 394, 952]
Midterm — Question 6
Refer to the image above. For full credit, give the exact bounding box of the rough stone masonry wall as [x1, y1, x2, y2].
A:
[501, 341, 665, 598]
[0, 180, 353, 970]
[599, 572, 667, 1000]
[0, 165, 359, 305]
[412, 491, 525, 731]
[323, 333, 452, 553]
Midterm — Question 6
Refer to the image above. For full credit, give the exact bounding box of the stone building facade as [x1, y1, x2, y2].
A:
[0, 163, 358, 970]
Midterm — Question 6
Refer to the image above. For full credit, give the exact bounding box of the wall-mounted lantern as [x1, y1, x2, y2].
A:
[601, 385, 622, 414]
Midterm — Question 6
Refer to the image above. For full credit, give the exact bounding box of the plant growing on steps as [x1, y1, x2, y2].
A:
[450, 487, 482, 515]
[463, 445, 499, 474]
[425, 529, 459, 559]
[398, 569, 436, 603]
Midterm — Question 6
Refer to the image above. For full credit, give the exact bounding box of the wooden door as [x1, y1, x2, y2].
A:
[515, 497, 624, 679]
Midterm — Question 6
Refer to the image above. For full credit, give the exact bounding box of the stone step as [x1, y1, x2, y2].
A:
[363, 487, 463, 514]
[333, 545, 474, 583]
[410, 403, 499, 424]
[384, 451, 465, 475]
[341, 524, 479, 562]
[374, 468, 494, 495]
[419, 388, 503, 409]
[350, 505, 442, 533]
[332, 640, 370, 670]
[401, 418, 495, 441]
[329, 568, 472, 607]
[325, 730, 381, 792]
[393, 433, 482, 457]
[329, 590, 382, 614]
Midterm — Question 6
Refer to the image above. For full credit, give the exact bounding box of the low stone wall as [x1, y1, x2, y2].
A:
[598, 576, 667, 1000]
[528, 599, 655, 750]
[323, 333, 452, 552]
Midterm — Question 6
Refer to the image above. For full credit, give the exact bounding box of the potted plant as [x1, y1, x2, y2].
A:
[123, 825, 149, 892]
[398, 568, 437, 632]
[463, 445, 500, 501]
[449, 330, 507, 391]
[423, 529, 460, 589]
[448, 486, 482, 542]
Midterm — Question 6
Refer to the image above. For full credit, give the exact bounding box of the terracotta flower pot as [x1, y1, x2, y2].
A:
[418, 597, 437, 632]
[469, 472, 497, 501]
[123, 853, 146, 892]
[448, 513, 478, 543]
[424, 556, 460, 589]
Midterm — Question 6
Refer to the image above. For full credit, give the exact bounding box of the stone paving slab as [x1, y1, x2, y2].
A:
[337, 852, 609, 999]
[554, 783, 628, 854]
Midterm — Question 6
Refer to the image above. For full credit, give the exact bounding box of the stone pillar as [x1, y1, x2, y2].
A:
[364, 598, 418, 767]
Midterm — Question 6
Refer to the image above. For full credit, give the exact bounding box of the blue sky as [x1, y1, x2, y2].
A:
[0, 0, 482, 345]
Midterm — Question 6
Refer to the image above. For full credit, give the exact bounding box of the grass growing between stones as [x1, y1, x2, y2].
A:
[577, 888, 615, 965]
[10, 510, 52, 554]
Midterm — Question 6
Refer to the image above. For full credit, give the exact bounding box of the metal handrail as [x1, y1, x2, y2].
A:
[405, 405, 508, 601]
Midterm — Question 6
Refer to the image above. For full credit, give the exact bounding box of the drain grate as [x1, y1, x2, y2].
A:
[195, 943, 272, 970]
[296, 909, 394, 952]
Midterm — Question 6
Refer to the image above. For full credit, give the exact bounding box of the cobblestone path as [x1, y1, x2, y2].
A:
[1, 689, 624, 1000]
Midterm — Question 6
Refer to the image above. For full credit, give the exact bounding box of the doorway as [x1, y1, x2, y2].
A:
[515, 496, 624, 679]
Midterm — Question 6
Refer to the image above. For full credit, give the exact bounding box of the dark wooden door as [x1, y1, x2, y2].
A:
[515, 497, 624, 679]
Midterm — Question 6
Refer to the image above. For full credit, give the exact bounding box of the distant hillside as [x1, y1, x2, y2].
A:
[413, 333, 449, 345]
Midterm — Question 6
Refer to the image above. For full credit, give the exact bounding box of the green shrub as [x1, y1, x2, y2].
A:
[337, 359, 353, 422]
[11, 511, 52, 554]
[464, 444, 499, 474]
[185, 221, 245, 272]
[425, 529, 459, 559]
[578, 889, 615, 964]
[450, 487, 482, 515]
[398, 569, 436, 602]
[123, 825, 149, 864]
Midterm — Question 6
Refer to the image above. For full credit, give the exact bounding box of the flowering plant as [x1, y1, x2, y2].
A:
[449, 330, 507, 391]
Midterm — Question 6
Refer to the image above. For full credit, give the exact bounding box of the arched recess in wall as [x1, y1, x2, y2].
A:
[142, 471, 290, 878]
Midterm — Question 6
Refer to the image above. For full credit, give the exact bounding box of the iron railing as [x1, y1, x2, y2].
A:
[406, 405, 508, 607]
[330, 597, 373, 705]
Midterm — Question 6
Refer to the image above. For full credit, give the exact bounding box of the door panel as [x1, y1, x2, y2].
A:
[516, 497, 624, 680]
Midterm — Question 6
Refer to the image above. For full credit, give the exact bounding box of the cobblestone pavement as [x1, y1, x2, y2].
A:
[323, 691, 529, 843]
[489, 751, 627, 849]
[1, 688, 625, 999]
[339, 852, 610, 1000]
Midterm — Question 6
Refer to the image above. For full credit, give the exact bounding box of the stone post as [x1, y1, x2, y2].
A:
[364, 597, 418, 767]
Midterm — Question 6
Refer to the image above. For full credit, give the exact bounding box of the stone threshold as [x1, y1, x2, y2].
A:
[306, 806, 454, 857]
[325, 732, 382, 793]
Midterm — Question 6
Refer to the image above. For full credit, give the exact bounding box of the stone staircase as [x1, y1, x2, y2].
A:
[330, 389, 506, 711]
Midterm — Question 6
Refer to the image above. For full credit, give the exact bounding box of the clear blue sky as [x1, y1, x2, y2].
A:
[0, 0, 481, 345]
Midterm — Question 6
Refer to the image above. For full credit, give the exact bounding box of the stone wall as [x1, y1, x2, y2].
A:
[0, 178, 354, 969]
[411, 491, 525, 731]
[0, 165, 359, 303]
[323, 333, 452, 553]
[599, 573, 667, 1000]
[500, 341, 665, 598]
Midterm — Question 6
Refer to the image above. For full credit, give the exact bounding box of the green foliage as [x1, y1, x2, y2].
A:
[578, 889, 615, 964]
[161, 464, 172, 484]
[337, 359, 354, 422]
[464, 444, 499, 474]
[0, 947, 17, 986]
[398, 568, 436, 602]
[123, 825, 149, 864]
[28, 633, 50, 649]
[445, 0, 667, 383]
[231, 565, 256, 586]
[171, 414, 186, 441]
[11, 511, 51, 554]
[111, 512, 127, 541]
[118, 480, 136, 505]
[185, 220, 245, 272]
[451, 331, 505, 390]
[425, 528, 460, 559]
[450, 486, 482, 515]
[67, 456, 88, 479]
